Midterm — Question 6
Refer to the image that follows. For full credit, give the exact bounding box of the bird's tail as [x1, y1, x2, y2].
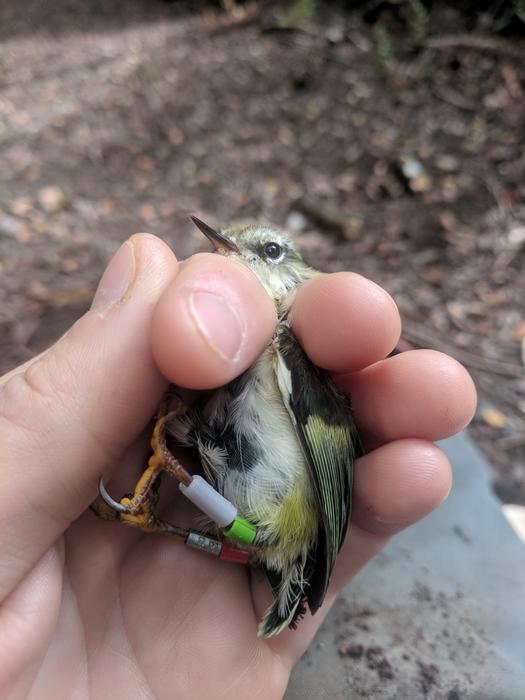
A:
[258, 560, 308, 638]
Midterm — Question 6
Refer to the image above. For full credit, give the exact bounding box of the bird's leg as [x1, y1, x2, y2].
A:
[92, 393, 254, 564]
[92, 393, 193, 534]
[150, 403, 193, 488]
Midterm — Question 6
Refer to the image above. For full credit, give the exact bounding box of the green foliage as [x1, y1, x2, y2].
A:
[366, 0, 524, 71]
[372, 20, 394, 71]
[407, 0, 429, 43]
[285, 0, 317, 25]
[513, 0, 525, 21]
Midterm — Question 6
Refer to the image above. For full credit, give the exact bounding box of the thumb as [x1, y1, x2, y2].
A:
[0, 234, 176, 602]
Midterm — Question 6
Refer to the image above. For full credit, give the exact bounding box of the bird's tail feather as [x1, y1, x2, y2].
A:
[258, 561, 308, 638]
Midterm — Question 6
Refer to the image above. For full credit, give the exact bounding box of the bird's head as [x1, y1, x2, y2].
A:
[191, 216, 315, 301]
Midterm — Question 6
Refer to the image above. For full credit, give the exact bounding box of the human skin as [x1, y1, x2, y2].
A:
[0, 234, 476, 699]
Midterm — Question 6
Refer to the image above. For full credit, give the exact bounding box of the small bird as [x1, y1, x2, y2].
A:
[96, 217, 360, 637]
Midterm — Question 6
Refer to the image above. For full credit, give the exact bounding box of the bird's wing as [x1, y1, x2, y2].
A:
[274, 326, 358, 613]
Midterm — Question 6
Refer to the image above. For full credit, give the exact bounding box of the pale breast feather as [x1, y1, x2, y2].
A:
[195, 347, 309, 527]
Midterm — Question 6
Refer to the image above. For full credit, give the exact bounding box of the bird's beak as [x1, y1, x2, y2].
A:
[191, 216, 240, 254]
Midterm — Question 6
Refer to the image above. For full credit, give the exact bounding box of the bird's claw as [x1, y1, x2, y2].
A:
[98, 477, 129, 513]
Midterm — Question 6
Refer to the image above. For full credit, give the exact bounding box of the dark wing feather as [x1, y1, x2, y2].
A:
[274, 326, 359, 613]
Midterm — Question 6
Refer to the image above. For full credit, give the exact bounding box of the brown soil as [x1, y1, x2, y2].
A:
[1, 2, 524, 502]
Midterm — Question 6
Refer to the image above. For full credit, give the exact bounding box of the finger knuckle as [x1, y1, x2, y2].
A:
[0, 351, 76, 438]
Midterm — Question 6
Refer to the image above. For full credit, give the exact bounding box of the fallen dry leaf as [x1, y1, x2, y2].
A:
[482, 408, 508, 429]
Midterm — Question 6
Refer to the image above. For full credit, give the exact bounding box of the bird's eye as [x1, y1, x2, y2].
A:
[264, 242, 283, 260]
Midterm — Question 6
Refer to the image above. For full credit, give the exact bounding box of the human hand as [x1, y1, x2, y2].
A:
[0, 234, 476, 699]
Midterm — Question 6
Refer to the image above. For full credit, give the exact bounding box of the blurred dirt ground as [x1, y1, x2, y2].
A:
[0, 1, 524, 502]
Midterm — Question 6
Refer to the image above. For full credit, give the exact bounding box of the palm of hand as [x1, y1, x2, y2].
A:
[29, 515, 291, 699]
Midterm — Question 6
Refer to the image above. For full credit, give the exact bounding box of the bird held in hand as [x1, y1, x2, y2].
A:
[95, 217, 360, 637]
